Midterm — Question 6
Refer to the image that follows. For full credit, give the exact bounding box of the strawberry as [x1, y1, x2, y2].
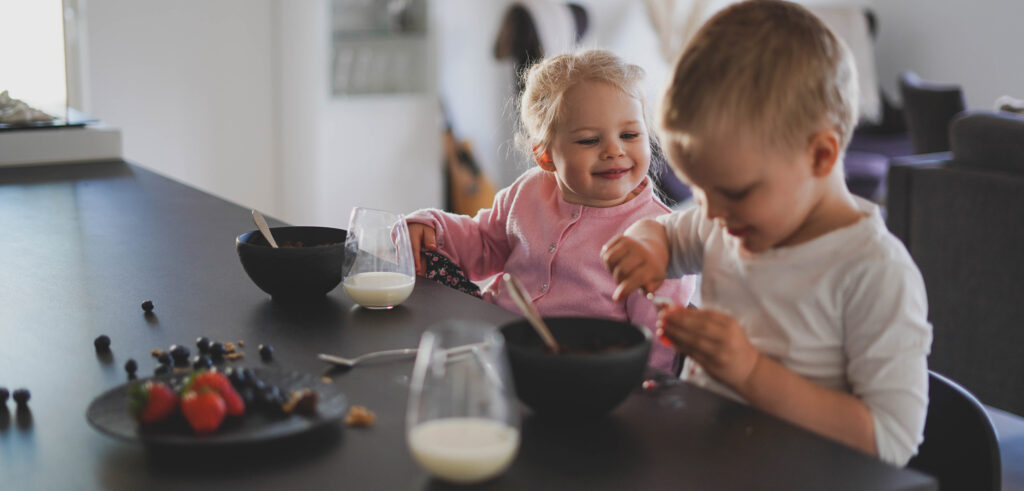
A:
[180, 388, 226, 434]
[188, 370, 245, 416]
[129, 381, 179, 424]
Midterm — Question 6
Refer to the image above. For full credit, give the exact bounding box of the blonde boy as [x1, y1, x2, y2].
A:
[602, 0, 931, 466]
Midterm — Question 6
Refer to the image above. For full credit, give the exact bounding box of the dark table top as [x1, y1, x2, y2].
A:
[0, 161, 937, 490]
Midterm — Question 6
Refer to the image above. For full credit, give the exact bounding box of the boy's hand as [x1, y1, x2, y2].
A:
[601, 219, 671, 301]
[657, 305, 760, 392]
[408, 223, 437, 276]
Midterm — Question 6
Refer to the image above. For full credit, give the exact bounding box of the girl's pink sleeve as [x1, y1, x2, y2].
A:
[406, 187, 515, 281]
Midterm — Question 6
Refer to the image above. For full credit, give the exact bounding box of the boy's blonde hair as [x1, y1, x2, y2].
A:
[660, 0, 858, 156]
[517, 49, 647, 155]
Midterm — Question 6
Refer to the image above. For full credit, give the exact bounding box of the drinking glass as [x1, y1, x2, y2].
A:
[406, 322, 520, 485]
[342, 207, 415, 309]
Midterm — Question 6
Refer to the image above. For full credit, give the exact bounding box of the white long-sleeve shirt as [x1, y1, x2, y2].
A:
[657, 196, 932, 466]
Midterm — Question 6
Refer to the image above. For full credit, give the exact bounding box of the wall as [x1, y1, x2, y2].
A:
[84, 0, 441, 228]
[83, 0, 279, 215]
[871, 0, 1024, 110]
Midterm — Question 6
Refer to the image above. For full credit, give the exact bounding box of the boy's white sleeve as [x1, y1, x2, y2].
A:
[842, 256, 932, 467]
[655, 207, 708, 277]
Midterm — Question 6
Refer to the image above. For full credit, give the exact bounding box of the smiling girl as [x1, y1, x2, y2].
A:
[405, 49, 696, 373]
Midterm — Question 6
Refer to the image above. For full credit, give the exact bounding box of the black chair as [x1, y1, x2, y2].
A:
[907, 371, 1001, 491]
[887, 111, 1024, 414]
[899, 71, 966, 154]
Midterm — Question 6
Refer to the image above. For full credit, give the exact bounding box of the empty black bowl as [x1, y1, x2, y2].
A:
[500, 317, 651, 418]
[236, 226, 347, 301]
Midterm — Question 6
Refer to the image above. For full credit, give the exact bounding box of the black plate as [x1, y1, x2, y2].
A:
[86, 368, 347, 446]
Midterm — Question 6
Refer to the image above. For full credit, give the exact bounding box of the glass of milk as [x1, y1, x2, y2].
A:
[406, 322, 521, 485]
[342, 207, 416, 309]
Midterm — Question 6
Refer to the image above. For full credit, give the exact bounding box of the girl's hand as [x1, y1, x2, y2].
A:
[601, 219, 670, 301]
[408, 223, 437, 276]
[657, 305, 760, 392]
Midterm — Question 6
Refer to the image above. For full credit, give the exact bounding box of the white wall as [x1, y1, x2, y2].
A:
[871, 0, 1024, 110]
[84, 0, 441, 228]
[84, 0, 279, 215]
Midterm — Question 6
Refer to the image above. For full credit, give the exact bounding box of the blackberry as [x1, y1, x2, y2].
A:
[141, 300, 154, 313]
[12, 388, 30, 406]
[258, 344, 274, 361]
[196, 337, 212, 353]
[124, 359, 138, 375]
[93, 335, 111, 352]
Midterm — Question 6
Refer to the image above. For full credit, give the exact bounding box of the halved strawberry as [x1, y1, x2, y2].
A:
[181, 388, 226, 434]
[129, 381, 179, 424]
[188, 370, 245, 416]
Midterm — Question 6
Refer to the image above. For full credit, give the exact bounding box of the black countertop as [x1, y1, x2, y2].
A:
[0, 161, 936, 490]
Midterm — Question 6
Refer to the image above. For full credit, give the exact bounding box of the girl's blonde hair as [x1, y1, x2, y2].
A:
[660, 0, 859, 156]
[516, 49, 647, 156]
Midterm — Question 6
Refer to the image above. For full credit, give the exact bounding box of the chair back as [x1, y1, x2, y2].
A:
[899, 71, 966, 154]
[950, 110, 1024, 175]
[907, 371, 1001, 491]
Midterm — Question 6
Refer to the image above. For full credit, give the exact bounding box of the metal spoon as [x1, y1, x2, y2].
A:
[251, 209, 279, 248]
[502, 273, 560, 353]
[318, 343, 481, 368]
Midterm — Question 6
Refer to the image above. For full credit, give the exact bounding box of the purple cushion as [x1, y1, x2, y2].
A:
[845, 151, 889, 200]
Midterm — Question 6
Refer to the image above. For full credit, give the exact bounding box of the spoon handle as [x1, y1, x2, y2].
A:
[503, 273, 560, 353]
[251, 209, 279, 248]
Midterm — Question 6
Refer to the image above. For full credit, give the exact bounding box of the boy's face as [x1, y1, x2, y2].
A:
[669, 131, 822, 253]
[545, 80, 651, 207]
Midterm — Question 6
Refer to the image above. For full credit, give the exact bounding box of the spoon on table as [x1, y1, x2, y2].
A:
[502, 273, 560, 353]
[251, 209, 279, 248]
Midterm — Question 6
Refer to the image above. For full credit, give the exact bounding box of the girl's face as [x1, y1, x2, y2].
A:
[669, 131, 823, 253]
[544, 81, 651, 208]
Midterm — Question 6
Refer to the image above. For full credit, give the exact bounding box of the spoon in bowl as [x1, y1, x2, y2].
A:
[251, 209, 279, 248]
[502, 273, 560, 353]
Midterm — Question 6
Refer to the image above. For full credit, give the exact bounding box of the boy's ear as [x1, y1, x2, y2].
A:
[807, 130, 840, 177]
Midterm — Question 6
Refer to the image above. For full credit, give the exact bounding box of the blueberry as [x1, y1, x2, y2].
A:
[93, 335, 111, 352]
[258, 344, 274, 361]
[250, 378, 266, 392]
[12, 388, 30, 406]
[0, 387, 8, 404]
[242, 368, 256, 382]
[239, 387, 255, 406]
[210, 342, 226, 357]
[154, 364, 171, 375]
[196, 337, 212, 353]
[141, 300, 154, 313]
[157, 352, 172, 366]
[169, 344, 190, 362]
[124, 359, 138, 374]
[192, 355, 213, 370]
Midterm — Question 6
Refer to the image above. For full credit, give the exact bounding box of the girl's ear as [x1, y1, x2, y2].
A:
[533, 146, 555, 171]
[807, 129, 840, 177]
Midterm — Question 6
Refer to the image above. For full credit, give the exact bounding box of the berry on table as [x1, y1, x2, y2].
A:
[94, 335, 111, 352]
[196, 337, 212, 353]
[157, 352, 172, 366]
[154, 364, 171, 376]
[258, 344, 274, 361]
[192, 355, 213, 370]
[141, 300, 154, 313]
[125, 359, 138, 375]
[169, 345, 191, 366]
[13, 388, 30, 406]
[210, 342, 226, 359]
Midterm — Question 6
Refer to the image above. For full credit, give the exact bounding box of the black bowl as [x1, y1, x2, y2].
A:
[500, 317, 651, 418]
[236, 226, 347, 301]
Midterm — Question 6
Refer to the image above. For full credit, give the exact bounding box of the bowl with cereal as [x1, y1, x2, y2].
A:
[236, 226, 347, 300]
[499, 316, 651, 418]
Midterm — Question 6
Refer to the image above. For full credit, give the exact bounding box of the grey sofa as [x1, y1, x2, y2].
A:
[886, 110, 1024, 415]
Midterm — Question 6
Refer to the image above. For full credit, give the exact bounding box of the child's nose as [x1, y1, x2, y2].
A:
[704, 195, 727, 220]
[601, 140, 625, 159]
